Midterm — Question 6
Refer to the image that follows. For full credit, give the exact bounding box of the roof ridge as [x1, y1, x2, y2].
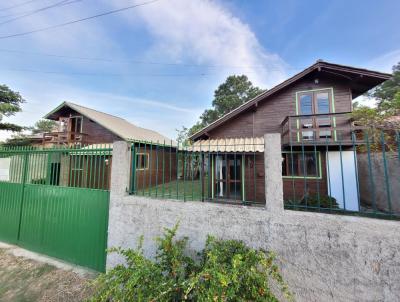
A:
[66, 101, 129, 122]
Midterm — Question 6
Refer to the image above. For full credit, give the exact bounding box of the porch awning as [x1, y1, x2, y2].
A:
[188, 137, 264, 152]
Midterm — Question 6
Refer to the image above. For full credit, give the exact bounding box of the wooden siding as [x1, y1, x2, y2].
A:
[206, 73, 352, 139]
[81, 116, 120, 144]
[243, 154, 265, 203]
[134, 146, 178, 191]
[54, 108, 121, 144]
[200, 73, 353, 203]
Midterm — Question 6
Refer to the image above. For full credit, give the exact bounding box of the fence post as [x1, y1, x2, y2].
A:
[110, 141, 131, 197]
[264, 133, 284, 213]
[107, 141, 131, 270]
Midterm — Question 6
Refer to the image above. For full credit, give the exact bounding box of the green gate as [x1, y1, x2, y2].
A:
[0, 145, 112, 272]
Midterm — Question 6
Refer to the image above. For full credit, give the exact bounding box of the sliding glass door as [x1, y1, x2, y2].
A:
[214, 154, 242, 201]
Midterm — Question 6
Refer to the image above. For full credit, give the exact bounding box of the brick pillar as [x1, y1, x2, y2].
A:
[264, 133, 284, 213]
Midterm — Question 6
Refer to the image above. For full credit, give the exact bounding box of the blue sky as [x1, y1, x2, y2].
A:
[0, 0, 399, 141]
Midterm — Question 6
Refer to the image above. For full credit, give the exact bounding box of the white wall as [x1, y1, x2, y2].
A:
[327, 151, 359, 211]
[0, 158, 10, 181]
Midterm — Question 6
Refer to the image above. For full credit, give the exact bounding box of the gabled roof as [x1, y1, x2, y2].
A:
[190, 60, 392, 140]
[44, 102, 175, 143]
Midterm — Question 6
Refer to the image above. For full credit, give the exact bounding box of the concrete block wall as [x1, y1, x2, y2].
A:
[107, 136, 400, 302]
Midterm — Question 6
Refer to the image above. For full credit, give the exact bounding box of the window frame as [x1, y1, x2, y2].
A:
[136, 153, 149, 171]
[295, 88, 336, 141]
[282, 151, 322, 180]
[296, 88, 334, 116]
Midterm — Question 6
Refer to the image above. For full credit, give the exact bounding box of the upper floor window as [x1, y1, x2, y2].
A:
[70, 116, 83, 133]
[297, 89, 333, 140]
[297, 89, 332, 116]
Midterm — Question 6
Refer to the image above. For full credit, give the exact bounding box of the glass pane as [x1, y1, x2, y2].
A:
[287, 154, 299, 176]
[228, 156, 241, 181]
[282, 156, 287, 176]
[215, 156, 226, 181]
[229, 182, 241, 199]
[76, 117, 82, 133]
[299, 93, 313, 115]
[299, 154, 318, 177]
[316, 92, 330, 114]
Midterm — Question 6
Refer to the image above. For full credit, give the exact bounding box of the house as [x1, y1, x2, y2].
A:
[189, 60, 392, 208]
[13, 102, 178, 190]
[43, 101, 173, 146]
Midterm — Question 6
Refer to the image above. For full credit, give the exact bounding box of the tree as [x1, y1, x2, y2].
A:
[0, 84, 25, 132]
[2, 119, 58, 147]
[370, 62, 400, 109]
[353, 62, 400, 125]
[186, 75, 265, 138]
[32, 119, 58, 134]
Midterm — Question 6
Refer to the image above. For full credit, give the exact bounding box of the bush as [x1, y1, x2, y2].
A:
[286, 194, 339, 209]
[89, 224, 293, 302]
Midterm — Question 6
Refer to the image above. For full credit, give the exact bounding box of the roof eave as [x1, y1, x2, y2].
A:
[189, 61, 392, 141]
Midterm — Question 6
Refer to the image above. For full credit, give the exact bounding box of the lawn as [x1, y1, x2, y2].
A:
[134, 177, 210, 201]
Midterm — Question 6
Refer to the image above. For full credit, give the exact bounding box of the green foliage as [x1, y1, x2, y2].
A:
[186, 237, 292, 302]
[354, 62, 400, 128]
[32, 119, 58, 134]
[185, 75, 265, 138]
[370, 62, 400, 108]
[0, 84, 25, 132]
[286, 194, 339, 209]
[351, 105, 385, 127]
[89, 224, 292, 302]
[212, 75, 264, 116]
[176, 126, 191, 146]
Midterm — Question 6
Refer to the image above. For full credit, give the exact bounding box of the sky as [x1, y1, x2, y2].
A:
[0, 0, 399, 141]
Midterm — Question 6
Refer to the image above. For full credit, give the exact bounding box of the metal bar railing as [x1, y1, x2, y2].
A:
[283, 127, 399, 220]
[0, 144, 112, 191]
[128, 138, 264, 205]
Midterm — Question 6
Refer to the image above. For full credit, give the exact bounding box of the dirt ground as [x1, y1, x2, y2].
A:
[0, 247, 96, 302]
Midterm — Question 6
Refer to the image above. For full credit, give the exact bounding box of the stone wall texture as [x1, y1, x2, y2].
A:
[107, 139, 400, 302]
[107, 196, 400, 302]
[357, 153, 400, 213]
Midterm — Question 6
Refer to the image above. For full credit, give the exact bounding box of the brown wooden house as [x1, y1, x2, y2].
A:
[42, 102, 176, 190]
[190, 60, 392, 208]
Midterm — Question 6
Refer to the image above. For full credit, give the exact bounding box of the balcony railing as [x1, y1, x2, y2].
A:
[43, 131, 88, 146]
[281, 112, 366, 146]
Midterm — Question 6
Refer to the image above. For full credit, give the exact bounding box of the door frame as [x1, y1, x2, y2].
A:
[211, 154, 244, 201]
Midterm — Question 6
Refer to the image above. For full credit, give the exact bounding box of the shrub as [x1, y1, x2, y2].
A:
[89, 224, 293, 302]
[285, 194, 339, 209]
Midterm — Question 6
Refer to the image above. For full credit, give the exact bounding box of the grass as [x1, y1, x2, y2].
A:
[0, 247, 95, 302]
[134, 177, 210, 201]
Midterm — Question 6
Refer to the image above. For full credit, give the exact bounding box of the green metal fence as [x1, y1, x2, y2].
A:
[129, 139, 265, 205]
[282, 125, 400, 220]
[0, 144, 112, 271]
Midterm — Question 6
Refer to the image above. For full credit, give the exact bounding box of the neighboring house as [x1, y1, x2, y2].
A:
[43, 101, 173, 146]
[189, 60, 392, 208]
[6, 102, 177, 190]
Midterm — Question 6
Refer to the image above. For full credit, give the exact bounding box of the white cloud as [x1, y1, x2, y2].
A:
[0, 0, 290, 141]
[0, 79, 201, 142]
[367, 49, 400, 73]
[110, 0, 288, 87]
